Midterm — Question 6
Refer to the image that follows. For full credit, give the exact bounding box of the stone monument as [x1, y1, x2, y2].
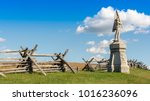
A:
[108, 11, 130, 73]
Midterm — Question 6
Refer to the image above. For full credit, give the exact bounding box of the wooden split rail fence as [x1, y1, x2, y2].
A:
[82, 58, 109, 72]
[128, 59, 148, 70]
[81, 58, 149, 72]
[0, 45, 75, 77]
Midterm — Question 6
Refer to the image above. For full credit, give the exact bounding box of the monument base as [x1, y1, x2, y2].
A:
[108, 40, 130, 73]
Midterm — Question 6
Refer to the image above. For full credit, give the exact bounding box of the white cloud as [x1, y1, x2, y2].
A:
[132, 39, 139, 42]
[134, 28, 150, 34]
[125, 38, 139, 43]
[86, 41, 95, 45]
[86, 38, 138, 57]
[76, 25, 88, 33]
[0, 37, 6, 42]
[86, 39, 112, 54]
[76, 6, 150, 35]
[89, 54, 103, 61]
[97, 34, 104, 37]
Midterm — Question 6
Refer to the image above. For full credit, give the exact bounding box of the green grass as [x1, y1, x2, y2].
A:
[0, 68, 150, 84]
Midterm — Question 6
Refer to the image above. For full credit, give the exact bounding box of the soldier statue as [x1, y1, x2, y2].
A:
[112, 11, 122, 41]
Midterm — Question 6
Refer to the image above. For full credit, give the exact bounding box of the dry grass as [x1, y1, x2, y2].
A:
[68, 62, 86, 70]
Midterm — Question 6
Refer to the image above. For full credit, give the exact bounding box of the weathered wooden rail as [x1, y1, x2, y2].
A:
[81, 58, 149, 72]
[0, 45, 75, 77]
[82, 58, 109, 72]
[128, 59, 148, 70]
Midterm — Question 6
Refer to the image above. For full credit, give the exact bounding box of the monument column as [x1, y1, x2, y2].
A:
[108, 11, 130, 73]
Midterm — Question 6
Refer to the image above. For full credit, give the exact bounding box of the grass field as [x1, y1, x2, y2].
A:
[0, 68, 150, 84]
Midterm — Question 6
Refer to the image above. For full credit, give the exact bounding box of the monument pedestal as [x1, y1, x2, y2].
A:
[108, 41, 130, 73]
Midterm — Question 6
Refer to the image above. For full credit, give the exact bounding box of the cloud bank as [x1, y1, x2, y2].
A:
[76, 6, 150, 35]
[86, 39, 112, 54]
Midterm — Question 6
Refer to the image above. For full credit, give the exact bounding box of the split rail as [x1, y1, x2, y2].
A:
[0, 45, 75, 77]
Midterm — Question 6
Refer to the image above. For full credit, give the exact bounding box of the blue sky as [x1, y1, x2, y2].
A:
[0, 0, 150, 66]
